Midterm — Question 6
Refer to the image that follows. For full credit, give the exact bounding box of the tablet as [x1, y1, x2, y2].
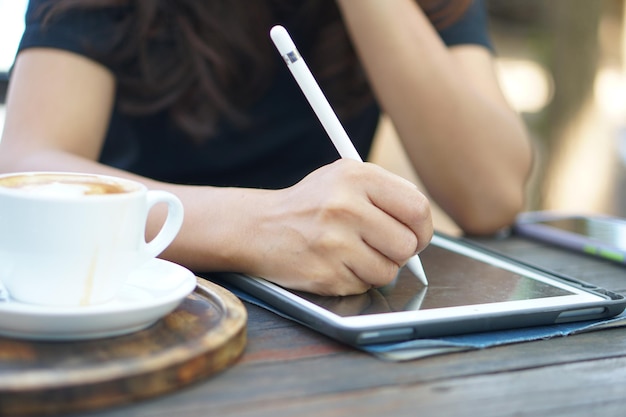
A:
[211, 233, 626, 346]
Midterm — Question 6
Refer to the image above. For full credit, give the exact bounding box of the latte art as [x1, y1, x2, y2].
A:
[0, 173, 135, 196]
[13, 182, 98, 197]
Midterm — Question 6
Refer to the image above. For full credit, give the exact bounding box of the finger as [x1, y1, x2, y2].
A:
[305, 267, 373, 296]
[290, 230, 392, 295]
[276, 251, 373, 297]
[357, 200, 420, 264]
[344, 240, 402, 288]
[361, 163, 434, 252]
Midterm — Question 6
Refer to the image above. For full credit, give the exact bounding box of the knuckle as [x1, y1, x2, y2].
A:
[310, 229, 346, 254]
[361, 258, 400, 288]
[317, 198, 352, 223]
[379, 262, 401, 286]
[400, 231, 419, 259]
[408, 194, 432, 225]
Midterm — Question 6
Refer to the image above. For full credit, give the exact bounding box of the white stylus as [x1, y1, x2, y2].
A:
[270, 25, 428, 287]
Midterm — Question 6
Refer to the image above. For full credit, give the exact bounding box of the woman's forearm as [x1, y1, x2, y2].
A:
[336, 0, 532, 234]
[0, 145, 255, 272]
[0, 146, 433, 296]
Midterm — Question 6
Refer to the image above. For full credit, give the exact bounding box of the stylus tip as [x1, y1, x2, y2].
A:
[407, 256, 428, 286]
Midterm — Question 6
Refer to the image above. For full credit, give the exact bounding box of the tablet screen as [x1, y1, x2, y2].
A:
[290, 244, 576, 317]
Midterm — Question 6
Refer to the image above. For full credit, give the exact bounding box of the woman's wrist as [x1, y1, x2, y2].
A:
[156, 185, 271, 273]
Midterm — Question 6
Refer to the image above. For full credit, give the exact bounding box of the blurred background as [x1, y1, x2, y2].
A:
[372, 0, 626, 234]
[1, 0, 625, 234]
[0, 0, 27, 134]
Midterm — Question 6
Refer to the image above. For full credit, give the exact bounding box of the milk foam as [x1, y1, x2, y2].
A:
[20, 181, 93, 197]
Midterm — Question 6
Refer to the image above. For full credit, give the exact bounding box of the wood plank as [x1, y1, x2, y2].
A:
[83, 318, 626, 417]
[242, 305, 349, 364]
[84, 338, 626, 417]
[178, 355, 626, 417]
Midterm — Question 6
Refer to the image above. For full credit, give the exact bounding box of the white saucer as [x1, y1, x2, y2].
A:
[0, 259, 196, 341]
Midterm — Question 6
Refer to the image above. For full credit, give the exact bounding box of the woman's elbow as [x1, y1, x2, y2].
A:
[452, 186, 526, 236]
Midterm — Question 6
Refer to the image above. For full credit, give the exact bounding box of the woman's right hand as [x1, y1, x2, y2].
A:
[236, 159, 433, 296]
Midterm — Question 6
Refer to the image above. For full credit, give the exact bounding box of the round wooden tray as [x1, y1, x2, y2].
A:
[0, 278, 247, 416]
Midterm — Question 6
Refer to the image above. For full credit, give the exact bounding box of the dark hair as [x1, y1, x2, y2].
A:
[40, 0, 471, 141]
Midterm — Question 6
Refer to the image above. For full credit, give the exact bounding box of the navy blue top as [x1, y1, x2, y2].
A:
[18, 0, 492, 189]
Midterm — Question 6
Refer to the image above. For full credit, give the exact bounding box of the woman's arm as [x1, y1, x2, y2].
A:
[336, 0, 532, 235]
[0, 48, 433, 296]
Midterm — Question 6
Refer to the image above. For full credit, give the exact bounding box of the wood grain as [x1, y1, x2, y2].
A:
[77, 236, 626, 417]
[0, 278, 247, 416]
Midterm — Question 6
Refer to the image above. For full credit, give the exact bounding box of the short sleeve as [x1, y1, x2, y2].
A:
[18, 0, 125, 69]
[437, 0, 493, 50]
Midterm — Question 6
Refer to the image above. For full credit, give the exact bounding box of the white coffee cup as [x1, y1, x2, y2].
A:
[0, 172, 184, 307]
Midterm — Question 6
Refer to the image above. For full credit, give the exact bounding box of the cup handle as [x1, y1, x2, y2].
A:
[143, 190, 184, 259]
[0, 280, 10, 302]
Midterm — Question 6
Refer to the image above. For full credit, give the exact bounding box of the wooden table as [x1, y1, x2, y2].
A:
[80, 235, 626, 417]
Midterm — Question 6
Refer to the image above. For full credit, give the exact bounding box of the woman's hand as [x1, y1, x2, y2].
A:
[238, 159, 433, 296]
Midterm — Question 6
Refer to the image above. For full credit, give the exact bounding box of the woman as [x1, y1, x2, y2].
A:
[0, 0, 531, 295]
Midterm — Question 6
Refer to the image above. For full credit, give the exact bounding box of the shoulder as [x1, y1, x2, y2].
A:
[437, 0, 493, 50]
[19, 0, 127, 68]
